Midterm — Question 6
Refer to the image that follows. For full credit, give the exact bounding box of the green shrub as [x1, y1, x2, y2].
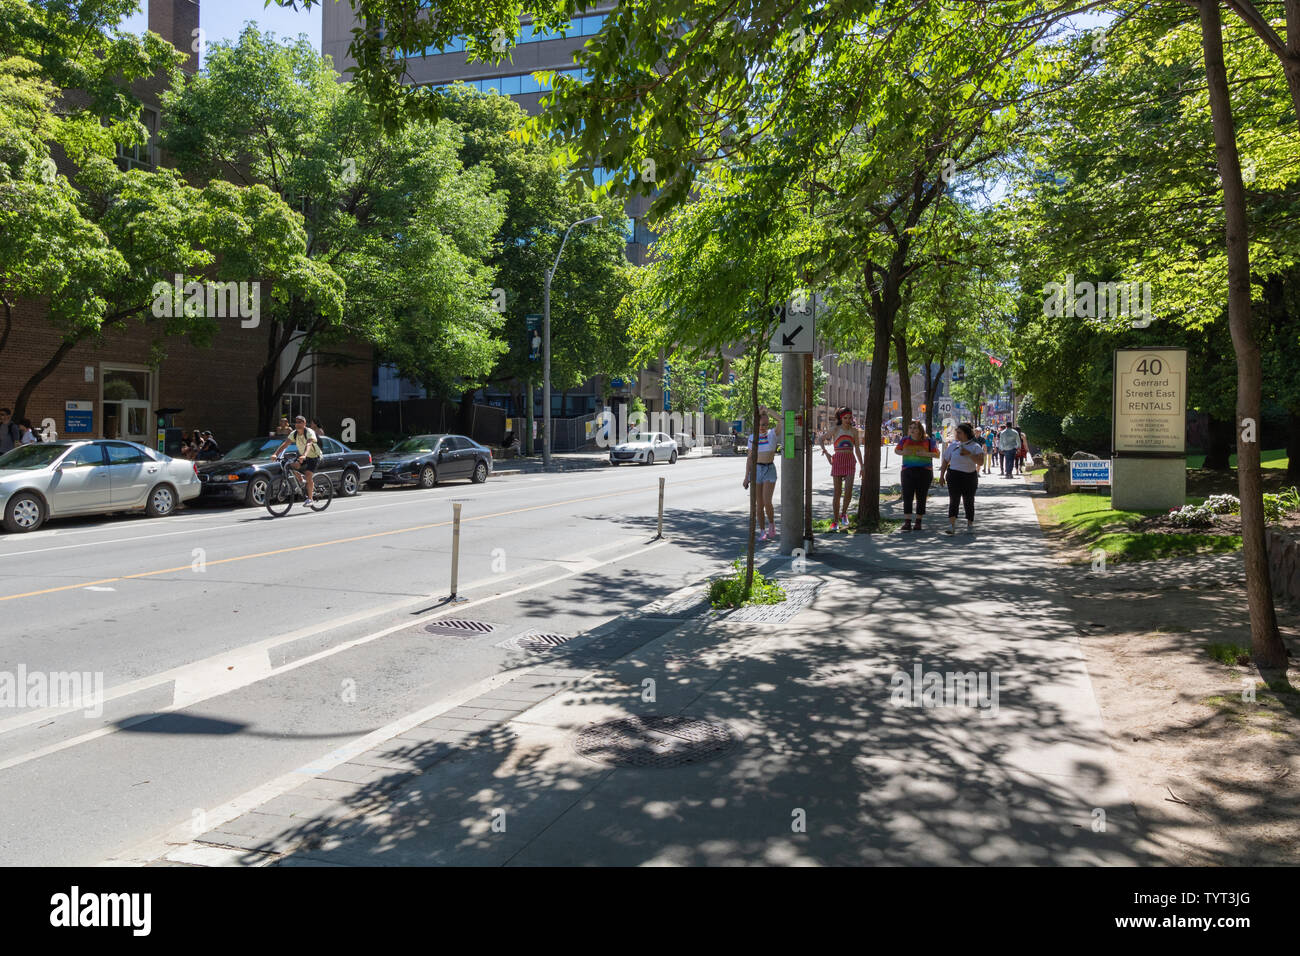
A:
[1262, 486, 1300, 523]
[709, 558, 787, 608]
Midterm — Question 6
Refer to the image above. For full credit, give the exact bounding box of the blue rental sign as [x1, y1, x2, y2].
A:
[1070, 459, 1113, 486]
[65, 401, 93, 433]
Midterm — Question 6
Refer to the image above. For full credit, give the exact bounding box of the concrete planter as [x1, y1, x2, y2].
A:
[1267, 527, 1300, 607]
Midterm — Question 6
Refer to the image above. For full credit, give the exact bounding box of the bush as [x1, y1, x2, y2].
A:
[1060, 412, 1111, 457]
[1262, 487, 1300, 523]
[1169, 504, 1214, 528]
[709, 558, 786, 608]
[1017, 396, 1065, 451]
[1202, 494, 1240, 515]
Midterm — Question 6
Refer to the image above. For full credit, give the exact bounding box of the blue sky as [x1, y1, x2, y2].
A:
[118, 1, 321, 58]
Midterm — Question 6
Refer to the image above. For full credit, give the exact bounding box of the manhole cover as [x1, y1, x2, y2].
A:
[495, 630, 577, 651]
[574, 716, 739, 768]
[424, 619, 497, 636]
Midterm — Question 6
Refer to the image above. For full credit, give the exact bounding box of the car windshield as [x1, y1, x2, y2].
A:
[224, 438, 282, 461]
[0, 443, 72, 470]
[390, 436, 442, 454]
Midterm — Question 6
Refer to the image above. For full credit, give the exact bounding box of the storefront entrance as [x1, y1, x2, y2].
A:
[101, 367, 153, 443]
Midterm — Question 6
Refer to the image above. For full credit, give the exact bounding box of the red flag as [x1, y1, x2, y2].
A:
[988, 354, 1003, 367]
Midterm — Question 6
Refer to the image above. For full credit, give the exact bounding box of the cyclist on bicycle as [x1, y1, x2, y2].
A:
[272, 415, 322, 504]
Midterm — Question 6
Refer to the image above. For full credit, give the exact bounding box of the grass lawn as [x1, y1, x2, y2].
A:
[1038, 492, 1242, 564]
[1185, 448, 1288, 470]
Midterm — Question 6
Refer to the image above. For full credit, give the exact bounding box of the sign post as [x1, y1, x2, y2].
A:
[1111, 348, 1187, 510]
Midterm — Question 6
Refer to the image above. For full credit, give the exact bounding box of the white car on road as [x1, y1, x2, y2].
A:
[0, 439, 202, 533]
[609, 431, 679, 466]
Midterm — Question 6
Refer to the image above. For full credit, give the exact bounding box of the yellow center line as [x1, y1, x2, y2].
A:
[0, 474, 731, 603]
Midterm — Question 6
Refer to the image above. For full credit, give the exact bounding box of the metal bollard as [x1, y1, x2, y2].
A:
[450, 502, 463, 600]
[655, 476, 665, 540]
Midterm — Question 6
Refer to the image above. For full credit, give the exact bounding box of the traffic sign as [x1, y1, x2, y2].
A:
[769, 299, 815, 354]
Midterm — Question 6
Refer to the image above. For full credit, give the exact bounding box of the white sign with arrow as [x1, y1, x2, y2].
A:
[769, 295, 815, 354]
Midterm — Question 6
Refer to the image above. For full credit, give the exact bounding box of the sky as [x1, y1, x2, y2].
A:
[118, 0, 321, 60]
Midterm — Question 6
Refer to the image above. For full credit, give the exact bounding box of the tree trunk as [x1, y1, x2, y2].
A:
[894, 332, 912, 433]
[458, 389, 474, 435]
[1202, 414, 1235, 469]
[13, 335, 83, 423]
[1200, 0, 1287, 668]
[856, 294, 894, 532]
[1287, 409, 1300, 484]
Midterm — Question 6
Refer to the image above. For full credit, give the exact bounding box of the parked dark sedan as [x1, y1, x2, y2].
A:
[367, 434, 492, 489]
[197, 435, 375, 506]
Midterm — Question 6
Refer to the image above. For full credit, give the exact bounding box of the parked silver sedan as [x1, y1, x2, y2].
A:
[0, 440, 202, 533]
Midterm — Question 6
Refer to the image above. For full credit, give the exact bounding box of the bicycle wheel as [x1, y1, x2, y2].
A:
[265, 476, 294, 517]
[308, 474, 332, 512]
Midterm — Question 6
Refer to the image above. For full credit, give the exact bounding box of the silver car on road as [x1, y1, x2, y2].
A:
[0, 440, 202, 533]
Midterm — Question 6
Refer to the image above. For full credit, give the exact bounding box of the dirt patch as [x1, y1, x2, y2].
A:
[1129, 513, 1242, 536]
[1029, 469, 1300, 863]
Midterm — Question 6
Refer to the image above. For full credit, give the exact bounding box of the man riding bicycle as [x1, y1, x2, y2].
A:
[272, 416, 322, 503]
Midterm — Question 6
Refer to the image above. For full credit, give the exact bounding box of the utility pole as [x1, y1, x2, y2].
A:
[543, 214, 601, 469]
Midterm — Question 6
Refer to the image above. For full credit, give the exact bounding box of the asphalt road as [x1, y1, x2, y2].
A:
[0, 450, 900, 865]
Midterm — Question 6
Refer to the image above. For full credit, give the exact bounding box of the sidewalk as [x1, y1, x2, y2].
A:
[136, 473, 1159, 866]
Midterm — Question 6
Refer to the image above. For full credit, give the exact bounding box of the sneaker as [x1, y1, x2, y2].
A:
[945, 525, 956, 535]
[830, 521, 840, 532]
[902, 519, 913, 532]
[914, 521, 923, 532]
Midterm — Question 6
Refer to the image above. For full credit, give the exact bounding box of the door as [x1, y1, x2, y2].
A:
[120, 401, 152, 445]
[47, 444, 111, 515]
[437, 438, 467, 479]
[318, 436, 346, 484]
[105, 441, 158, 506]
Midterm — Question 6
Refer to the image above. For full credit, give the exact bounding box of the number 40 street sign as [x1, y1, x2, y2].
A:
[769, 297, 815, 354]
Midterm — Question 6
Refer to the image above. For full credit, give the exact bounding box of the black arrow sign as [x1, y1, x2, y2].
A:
[781, 325, 804, 347]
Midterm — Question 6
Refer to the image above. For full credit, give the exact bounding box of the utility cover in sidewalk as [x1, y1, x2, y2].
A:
[574, 716, 738, 768]
[424, 619, 498, 636]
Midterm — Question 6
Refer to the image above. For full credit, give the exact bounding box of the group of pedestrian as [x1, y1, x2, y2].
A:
[741, 405, 1032, 541]
[180, 430, 221, 461]
[0, 408, 40, 453]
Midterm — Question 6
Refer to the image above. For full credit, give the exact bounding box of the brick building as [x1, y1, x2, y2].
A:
[3, 0, 373, 451]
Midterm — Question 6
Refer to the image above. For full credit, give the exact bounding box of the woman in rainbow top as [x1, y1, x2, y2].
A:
[895, 420, 940, 532]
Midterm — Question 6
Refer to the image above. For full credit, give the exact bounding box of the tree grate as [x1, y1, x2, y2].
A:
[573, 715, 739, 769]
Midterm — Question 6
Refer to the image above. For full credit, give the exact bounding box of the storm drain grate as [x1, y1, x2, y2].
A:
[424, 619, 498, 636]
[573, 716, 739, 769]
[495, 630, 577, 651]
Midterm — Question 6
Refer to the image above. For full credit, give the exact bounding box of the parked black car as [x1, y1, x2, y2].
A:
[197, 435, 375, 506]
[368, 434, 492, 489]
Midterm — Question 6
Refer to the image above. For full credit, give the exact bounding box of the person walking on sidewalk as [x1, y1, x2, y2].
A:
[896, 420, 939, 532]
[939, 422, 984, 535]
[820, 406, 864, 531]
[997, 423, 1020, 478]
[1015, 426, 1028, 475]
[742, 407, 782, 542]
[983, 426, 997, 474]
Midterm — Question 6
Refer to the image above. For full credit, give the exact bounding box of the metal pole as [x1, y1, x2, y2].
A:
[804, 351, 813, 553]
[779, 351, 802, 555]
[450, 502, 462, 599]
[543, 268, 552, 470]
[656, 476, 665, 539]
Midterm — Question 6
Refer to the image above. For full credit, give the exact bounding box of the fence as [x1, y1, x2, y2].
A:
[372, 399, 506, 447]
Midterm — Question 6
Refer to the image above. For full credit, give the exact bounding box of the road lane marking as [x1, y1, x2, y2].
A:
[0, 474, 730, 603]
[0, 538, 669, 773]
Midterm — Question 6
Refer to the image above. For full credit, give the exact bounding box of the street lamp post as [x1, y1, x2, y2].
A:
[543, 214, 602, 469]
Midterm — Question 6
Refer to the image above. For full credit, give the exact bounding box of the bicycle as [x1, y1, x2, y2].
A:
[266, 452, 332, 516]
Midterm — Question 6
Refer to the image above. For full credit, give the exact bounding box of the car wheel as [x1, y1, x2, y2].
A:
[669, 450, 678, 464]
[472, 460, 488, 484]
[340, 467, 360, 497]
[3, 492, 46, 533]
[418, 465, 437, 489]
[246, 475, 270, 507]
[145, 483, 177, 518]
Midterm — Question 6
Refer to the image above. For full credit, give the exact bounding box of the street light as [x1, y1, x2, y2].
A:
[543, 214, 602, 469]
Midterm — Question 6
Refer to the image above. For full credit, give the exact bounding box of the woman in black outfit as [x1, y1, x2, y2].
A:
[938, 422, 985, 535]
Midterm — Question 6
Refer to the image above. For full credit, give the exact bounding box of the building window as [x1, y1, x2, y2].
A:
[116, 105, 159, 171]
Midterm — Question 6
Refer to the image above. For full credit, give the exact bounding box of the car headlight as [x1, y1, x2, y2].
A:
[210, 474, 242, 483]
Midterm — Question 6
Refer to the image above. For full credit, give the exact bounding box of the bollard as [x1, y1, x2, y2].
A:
[656, 476, 665, 540]
[450, 501, 463, 600]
